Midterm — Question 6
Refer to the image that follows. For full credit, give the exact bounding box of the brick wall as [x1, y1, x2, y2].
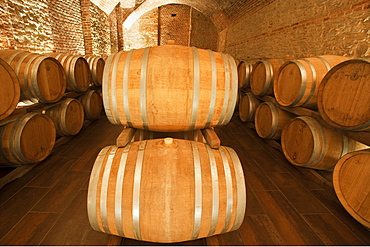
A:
[190, 8, 218, 51]
[158, 4, 191, 46]
[123, 8, 158, 50]
[0, 0, 112, 55]
[223, 0, 370, 60]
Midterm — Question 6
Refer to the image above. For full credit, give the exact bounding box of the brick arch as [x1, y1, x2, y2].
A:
[123, 0, 220, 30]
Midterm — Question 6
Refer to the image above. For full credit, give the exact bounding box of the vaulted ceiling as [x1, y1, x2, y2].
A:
[90, 0, 258, 30]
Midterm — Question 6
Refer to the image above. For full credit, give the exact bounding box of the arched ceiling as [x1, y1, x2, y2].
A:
[90, 0, 255, 31]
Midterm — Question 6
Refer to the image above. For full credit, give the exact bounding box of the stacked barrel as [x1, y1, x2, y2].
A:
[0, 49, 105, 167]
[237, 56, 370, 227]
[87, 45, 246, 243]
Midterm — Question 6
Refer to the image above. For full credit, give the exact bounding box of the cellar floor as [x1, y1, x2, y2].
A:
[0, 114, 369, 246]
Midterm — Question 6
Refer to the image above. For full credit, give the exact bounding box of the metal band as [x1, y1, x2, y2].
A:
[6, 50, 26, 65]
[217, 53, 231, 126]
[299, 117, 326, 168]
[191, 141, 202, 240]
[291, 60, 308, 106]
[223, 54, 238, 125]
[189, 47, 201, 131]
[205, 50, 217, 128]
[225, 147, 246, 231]
[140, 48, 150, 130]
[219, 146, 233, 233]
[341, 135, 349, 158]
[115, 143, 133, 237]
[12, 113, 34, 163]
[262, 60, 273, 95]
[316, 56, 331, 71]
[11, 51, 29, 100]
[123, 50, 134, 127]
[24, 55, 42, 102]
[30, 56, 47, 102]
[0, 125, 13, 165]
[111, 52, 123, 125]
[265, 102, 279, 139]
[100, 146, 118, 234]
[205, 144, 219, 236]
[132, 140, 147, 240]
[102, 53, 115, 122]
[300, 59, 317, 106]
[60, 99, 71, 135]
[87, 145, 112, 232]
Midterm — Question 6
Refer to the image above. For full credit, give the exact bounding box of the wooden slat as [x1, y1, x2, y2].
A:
[201, 128, 220, 149]
[116, 127, 136, 147]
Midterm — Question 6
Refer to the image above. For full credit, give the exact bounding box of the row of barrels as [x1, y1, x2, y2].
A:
[237, 57, 370, 228]
[0, 49, 105, 121]
[0, 90, 103, 167]
[238, 56, 370, 132]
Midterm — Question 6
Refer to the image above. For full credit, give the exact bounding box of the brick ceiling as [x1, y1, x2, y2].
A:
[91, 0, 255, 30]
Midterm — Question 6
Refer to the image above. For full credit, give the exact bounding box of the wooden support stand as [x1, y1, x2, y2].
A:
[201, 128, 221, 149]
[116, 127, 137, 147]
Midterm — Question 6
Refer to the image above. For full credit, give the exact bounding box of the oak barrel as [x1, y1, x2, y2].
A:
[103, 45, 238, 132]
[78, 90, 103, 120]
[47, 53, 90, 92]
[274, 55, 348, 109]
[0, 49, 66, 103]
[333, 149, 370, 228]
[238, 92, 261, 122]
[317, 58, 370, 131]
[0, 57, 20, 120]
[237, 60, 254, 89]
[281, 116, 368, 170]
[0, 112, 56, 166]
[85, 56, 105, 86]
[249, 58, 284, 96]
[254, 101, 294, 140]
[87, 138, 246, 243]
[44, 98, 84, 136]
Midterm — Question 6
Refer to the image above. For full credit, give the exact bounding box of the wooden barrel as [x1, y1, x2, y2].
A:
[0, 58, 20, 120]
[85, 56, 105, 86]
[238, 92, 261, 122]
[333, 149, 370, 228]
[44, 98, 84, 136]
[133, 129, 205, 142]
[87, 138, 246, 243]
[47, 53, 90, 92]
[78, 90, 103, 120]
[274, 55, 348, 109]
[237, 60, 253, 89]
[317, 58, 370, 131]
[0, 112, 56, 166]
[281, 116, 368, 170]
[249, 58, 284, 96]
[0, 49, 66, 103]
[103, 45, 238, 132]
[254, 101, 294, 140]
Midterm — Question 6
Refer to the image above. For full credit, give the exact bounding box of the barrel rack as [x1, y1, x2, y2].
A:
[0, 90, 100, 189]
[239, 88, 370, 189]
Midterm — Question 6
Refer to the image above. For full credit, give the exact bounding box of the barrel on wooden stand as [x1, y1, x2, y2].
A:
[0, 49, 66, 104]
[0, 112, 56, 166]
[44, 98, 85, 136]
[333, 149, 370, 228]
[254, 101, 294, 140]
[0, 57, 20, 120]
[249, 58, 284, 96]
[103, 45, 238, 132]
[274, 55, 348, 110]
[281, 116, 368, 170]
[238, 92, 261, 122]
[47, 53, 90, 92]
[87, 138, 246, 243]
[85, 56, 105, 86]
[317, 58, 370, 131]
[78, 90, 103, 120]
